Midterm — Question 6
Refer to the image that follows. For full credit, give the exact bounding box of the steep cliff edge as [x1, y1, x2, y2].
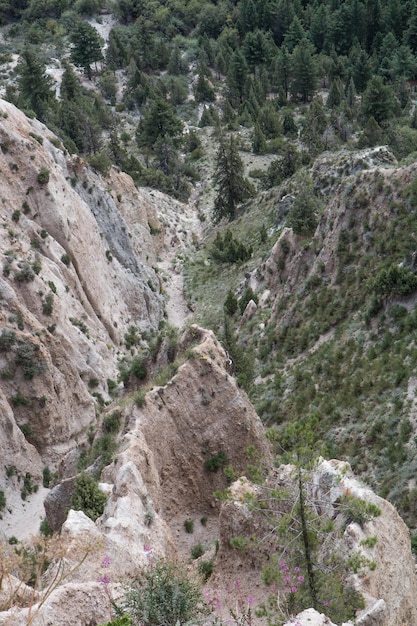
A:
[0, 98, 164, 534]
[0, 327, 273, 625]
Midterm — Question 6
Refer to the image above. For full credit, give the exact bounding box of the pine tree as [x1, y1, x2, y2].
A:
[194, 68, 215, 102]
[212, 135, 254, 223]
[136, 97, 183, 150]
[252, 122, 267, 154]
[227, 50, 248, 107]
[286, 172, 319, 236]
[70, 20, 104, 79]
[17, 46, 56, 122]
[271, 47, 291, 98]
[362, 75, 396, 125]
[283, 15, 306, 52]
[327, 77, 345, 109]
[167, 43, 186, 75]
[290, 39, 317, 102]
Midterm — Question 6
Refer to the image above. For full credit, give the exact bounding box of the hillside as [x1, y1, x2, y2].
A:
[1, 0, 417, 624]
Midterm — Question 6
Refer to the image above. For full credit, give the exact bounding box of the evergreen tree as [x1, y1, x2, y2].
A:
[346, 77, 357, 109]
[243, 29, 269, 70]
[362, 75, 396, 125]
[167, 43, 187, 75]
[259, 102, 282, 138]
[17, 46, 56, 122]
[226, 50, 248, 107]
[212, 135, 254, 223]
[282, 109, 298, 137]
[286, 172, 319, 236]
[350, 47, 372, 93]
[252, 122, 267, 154]
[327, 77, 345, 109]
[283, 15, 306, 52]
[405, 0, 417, 54]
[60, 62, 82, 101]
[224, 289, 238, 316]
[106, 28, 128, 70]
[358, 115, 384, 147]
[70, 20, 104, 79]
[136, 97, 183, 151]
[271, 47, 291, 98]
[291, 39, 317, 102]
[309, 3, 330, 53]
[237, 0, 257, 35]
[194, 68, 215, 102]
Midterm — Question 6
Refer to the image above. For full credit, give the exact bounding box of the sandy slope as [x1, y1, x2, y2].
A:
[0, 486, 50, 541]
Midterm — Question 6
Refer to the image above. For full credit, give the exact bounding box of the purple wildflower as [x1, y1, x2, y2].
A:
[102, 555, 111, 568]
[99, 574, 111, 585]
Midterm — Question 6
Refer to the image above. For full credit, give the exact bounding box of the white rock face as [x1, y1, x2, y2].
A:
[0, 98, 165, 537]
[283, 608, 342, 626]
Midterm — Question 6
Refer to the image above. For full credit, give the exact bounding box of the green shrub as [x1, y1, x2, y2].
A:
[11, 389, 31, 406]
[184, 518, 194, 533]
[71, 472, 107, 521]
[103, 411, 122, 434]
[15, 261, 35, 282]
[122, 559, 208, 626]
[19, 423, 33, 439]
[224, 289, 238, 315]
[39, 518, 53, 537]
[42, 466, 51, 488]
[204, 451, 228, 472]
[130, 355, 147, 380]
[239, 286, 258, 314]
[99, 617, 131, 626]
[135, 391, 146, 407]
[37, 167, 50, 185]
[340, 495, 381, 528]
[411, 533, 417, 555]
[6, 465, 16, 478]
[0, 328, 16, 351]
[15, 341, 43, 379]
[32, 257, 42, 279]
[88, 151, 112, 177]
[0, 490, 6, 510]
[124, 326, 141, 349]
[107, 379, 118, 396]
[374, 264, 417, 297]
[191, 543, 204, 559]
[210, 229, 252, 264]
[42, 293, 54, 315]
[69, 317, 89, 336]
[21, 472, 36, 500]
[198, 559, 214, 581]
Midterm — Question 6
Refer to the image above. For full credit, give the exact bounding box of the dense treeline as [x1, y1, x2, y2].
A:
[3, 0, 417, 199]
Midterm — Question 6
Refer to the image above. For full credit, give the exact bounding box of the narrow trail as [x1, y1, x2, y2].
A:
[148, 185, 205, 329]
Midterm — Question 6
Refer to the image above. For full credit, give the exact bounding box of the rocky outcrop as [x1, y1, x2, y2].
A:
[97, 326, 272, 573]
[0, 327, 273, 624]
[210, 460, 417, 626]
[0, 98, 165, 532]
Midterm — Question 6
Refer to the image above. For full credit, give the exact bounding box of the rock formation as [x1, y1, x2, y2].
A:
[0, 98, 164, 532]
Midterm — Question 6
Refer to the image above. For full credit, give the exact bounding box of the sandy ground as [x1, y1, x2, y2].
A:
[0, 485, 50, 541]
[154, 185, 204, 329]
